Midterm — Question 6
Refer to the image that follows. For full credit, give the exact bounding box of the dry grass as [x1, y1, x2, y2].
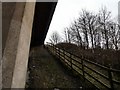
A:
[56, 43, 120, 70]
[48, 43, 120, 89]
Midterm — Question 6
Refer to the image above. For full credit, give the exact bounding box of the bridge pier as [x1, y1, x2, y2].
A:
[2, 1, 57, 88]
[2, 2, 36, 88]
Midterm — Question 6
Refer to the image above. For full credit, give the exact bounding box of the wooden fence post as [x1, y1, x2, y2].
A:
[51, 44, 54, 53]
[81, 56, 85, 81]
[53, 44, 55, 55]
[63, 49, 65, 63]
[70, 53, 72, 70]
[58, 48, 60, 60]
[108, 65, 114, 90]
[55, 46, 57, 56]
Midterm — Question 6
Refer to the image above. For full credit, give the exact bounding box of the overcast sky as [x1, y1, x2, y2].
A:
[45, 0, 120, 43]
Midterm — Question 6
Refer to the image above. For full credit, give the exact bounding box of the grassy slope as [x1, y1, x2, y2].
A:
[55, 43, 120, 89]
[56, 43, 120, 70]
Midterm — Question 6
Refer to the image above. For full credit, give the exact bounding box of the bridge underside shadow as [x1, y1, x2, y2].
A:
[30, 2, 57, 47]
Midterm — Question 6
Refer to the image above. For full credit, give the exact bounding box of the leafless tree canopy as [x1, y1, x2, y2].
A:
[62, 7, 120, 50]
[49, 31, 61, 44]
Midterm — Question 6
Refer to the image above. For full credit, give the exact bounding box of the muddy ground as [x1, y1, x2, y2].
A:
[26, 46, 97, 89]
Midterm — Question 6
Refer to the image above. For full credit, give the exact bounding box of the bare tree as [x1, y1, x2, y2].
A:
[63, 27, 72, 43]
[78, 10, 89, 49]
[49, 31, 61, 44]
[108, 22, 120, 50]
[69, 21, 83, 46]
[61, 7, 120, 50]
[93, 15, 103, 48]
[64, 29, 68, 43]
[85, 11, 98, 49]
[98, 7, 111, 49]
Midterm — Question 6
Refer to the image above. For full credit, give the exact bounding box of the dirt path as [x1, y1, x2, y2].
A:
[26, 46, 93, 89]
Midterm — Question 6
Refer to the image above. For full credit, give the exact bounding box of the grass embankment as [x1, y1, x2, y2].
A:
[50, 43, 120, 89]
[56, 43, 120, 70]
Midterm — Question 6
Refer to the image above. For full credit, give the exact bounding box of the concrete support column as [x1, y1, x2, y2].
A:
[11, 2, 36, 88]
[2, 2, 36, 88]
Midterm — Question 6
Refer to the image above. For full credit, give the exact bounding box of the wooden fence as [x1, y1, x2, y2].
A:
[45, 43, 120, 90]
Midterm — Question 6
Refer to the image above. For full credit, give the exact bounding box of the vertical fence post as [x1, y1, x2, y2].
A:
[56, 47, 58, 57]
[52, 44, 54, 54]
[108, 65, 114, 90]
[53, 44, 55, 55]
[55, 45, 57, 56]
[63, 49, 65, 63]
[81, 56, 85, 81]
[70, 53, 72, 70]
[58, 48, 60, 60]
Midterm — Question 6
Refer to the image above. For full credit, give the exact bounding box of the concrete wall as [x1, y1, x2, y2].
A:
[2, 2, 36, 88]
[2, 2, 16, 53]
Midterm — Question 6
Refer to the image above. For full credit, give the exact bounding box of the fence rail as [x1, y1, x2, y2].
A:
[45, 43, 120, 90]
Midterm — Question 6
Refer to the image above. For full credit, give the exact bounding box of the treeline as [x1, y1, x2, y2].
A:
[50, 7, 120, 50]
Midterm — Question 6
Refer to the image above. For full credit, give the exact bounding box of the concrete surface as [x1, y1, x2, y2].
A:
[2, 2, 35, 88]
[2, 2, 26, 88]
[2, 2, 16, 53]
[11, 2, 36, 88]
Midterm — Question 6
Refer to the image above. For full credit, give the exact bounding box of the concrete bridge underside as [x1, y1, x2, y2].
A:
[2, 2, 57, 88]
